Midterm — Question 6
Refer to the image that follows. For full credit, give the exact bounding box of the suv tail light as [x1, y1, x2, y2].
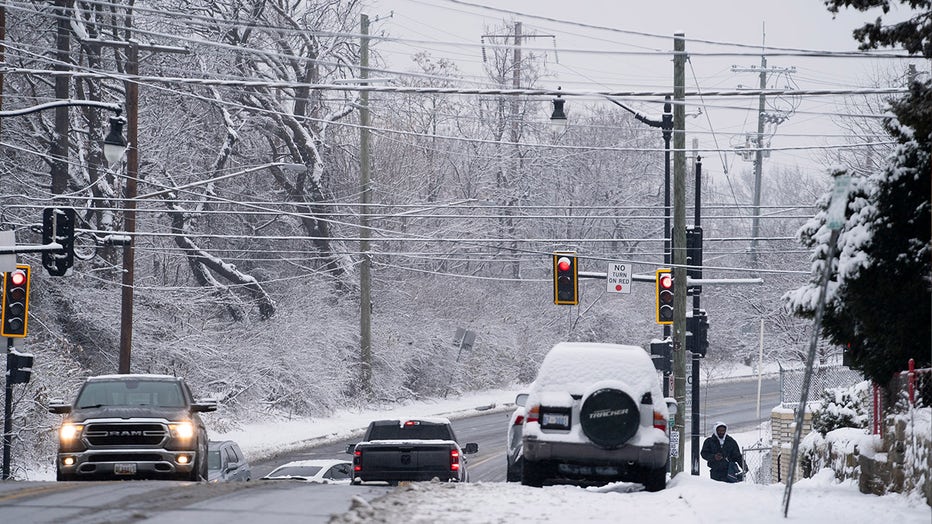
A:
[653, 410, 667, 432]
[513, 414, 525, 426]
[526, 405, 540, 424]
[450, 449, 460, 471]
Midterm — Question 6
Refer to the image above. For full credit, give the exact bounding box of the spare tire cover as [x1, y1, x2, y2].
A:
[579, 388, 640, 449]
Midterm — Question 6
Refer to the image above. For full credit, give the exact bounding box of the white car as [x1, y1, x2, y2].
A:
[261, 459, 353, 484]
[521, 342, 676, 491]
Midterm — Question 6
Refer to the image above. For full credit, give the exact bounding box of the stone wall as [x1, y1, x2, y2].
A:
[770, 404, 931, 507]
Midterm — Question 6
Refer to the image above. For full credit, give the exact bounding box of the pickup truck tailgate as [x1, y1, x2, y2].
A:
[355, 440, 457, 481]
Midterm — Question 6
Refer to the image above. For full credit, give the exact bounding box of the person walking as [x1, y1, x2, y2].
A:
[700, 421, 744, 482]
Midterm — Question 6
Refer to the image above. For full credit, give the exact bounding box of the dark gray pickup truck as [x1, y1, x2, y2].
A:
[348, 418, 479, 484]
[49, 374, 216, 481]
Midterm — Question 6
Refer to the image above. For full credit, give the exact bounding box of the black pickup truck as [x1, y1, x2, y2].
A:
[348, 418, 479, 484]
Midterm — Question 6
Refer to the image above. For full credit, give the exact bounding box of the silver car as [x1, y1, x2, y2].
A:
[207, 440, 251, 482]
[506, 393, 528, 482]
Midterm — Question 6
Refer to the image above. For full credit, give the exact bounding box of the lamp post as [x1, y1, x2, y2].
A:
[103, 113, 128, 167]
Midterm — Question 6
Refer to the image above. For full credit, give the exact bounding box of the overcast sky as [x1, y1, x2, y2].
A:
[363, 0, 928, 180]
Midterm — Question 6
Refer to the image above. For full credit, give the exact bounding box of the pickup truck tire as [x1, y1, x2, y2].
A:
[579, 388, 639, 449]
[520, 459, 546, 487]
[56, 468, 75, 482]
[185, 435, 209, 481]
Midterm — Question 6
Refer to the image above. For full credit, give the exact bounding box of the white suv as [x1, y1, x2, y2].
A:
[520, 342, 674, 491]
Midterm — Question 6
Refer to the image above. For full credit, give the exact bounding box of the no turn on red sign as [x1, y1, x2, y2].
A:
[606, 262, 631, 294]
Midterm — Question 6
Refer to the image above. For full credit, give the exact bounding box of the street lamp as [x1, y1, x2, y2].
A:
[549, 87, 568, 134]
[103, 114, 128, 168]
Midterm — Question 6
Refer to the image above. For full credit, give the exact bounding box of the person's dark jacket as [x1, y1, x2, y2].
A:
[700, 422, 743, 482]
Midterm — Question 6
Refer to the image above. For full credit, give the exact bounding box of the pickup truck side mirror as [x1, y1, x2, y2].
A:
[48, 399, 71, 415]
[345, 443, 357, 454]
[192, 399, 218, 413]
[463, 442, 479, 454]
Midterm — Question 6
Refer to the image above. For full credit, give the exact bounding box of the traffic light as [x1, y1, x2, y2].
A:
[6, 349, 34, 385]
[1, 265, 31, 338]
[553, 252, 578, 305]
[42, 207, 76, 277]
[686, 312, 709, 357]
[650, 339, 672, 373]
[655, 268, 673, 325]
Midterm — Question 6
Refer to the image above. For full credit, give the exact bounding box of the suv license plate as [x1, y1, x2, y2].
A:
[114, 463, 137, 475]
[542, 413, 569, 427]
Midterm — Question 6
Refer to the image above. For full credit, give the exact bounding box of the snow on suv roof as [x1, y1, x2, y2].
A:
[531, 342, 657, 395]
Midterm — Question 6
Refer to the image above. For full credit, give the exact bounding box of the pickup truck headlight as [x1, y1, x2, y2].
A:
[59, 423, 84, 442]
[169, 421, 195, 439]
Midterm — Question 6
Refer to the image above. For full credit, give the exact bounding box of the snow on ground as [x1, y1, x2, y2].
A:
[27, 364, 930, 522]
[205, 384, 929, 524]
[328, 471, 929, 524]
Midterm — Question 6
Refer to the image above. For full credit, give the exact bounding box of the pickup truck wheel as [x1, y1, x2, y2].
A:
[520, 459, 545, 487]
[579, 388, 639, 449]
[56, 468, 75, 482]
[187, 435, 208, 481]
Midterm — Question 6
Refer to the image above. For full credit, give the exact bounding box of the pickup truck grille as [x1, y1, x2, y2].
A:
[84, 423, 167, 446]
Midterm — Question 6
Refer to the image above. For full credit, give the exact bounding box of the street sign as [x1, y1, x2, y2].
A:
[606, 262, 631, 294]
[826, 173, 852, 230]
[0, 231, 15, 273]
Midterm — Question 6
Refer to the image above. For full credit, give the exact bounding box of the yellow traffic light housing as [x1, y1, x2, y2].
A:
[553, 253, 578, 305]
[655, 268, 673, 325]
[2, 264, 31, 337]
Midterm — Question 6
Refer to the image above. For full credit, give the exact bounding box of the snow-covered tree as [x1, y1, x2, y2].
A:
[785, 2, 931, 385]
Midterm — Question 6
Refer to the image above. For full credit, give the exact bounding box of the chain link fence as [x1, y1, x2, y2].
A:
[779, 364, 865, 407]
[741, 445, 772, 485]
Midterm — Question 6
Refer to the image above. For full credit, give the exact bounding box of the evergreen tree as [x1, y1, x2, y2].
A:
[785, 2, 931, 385]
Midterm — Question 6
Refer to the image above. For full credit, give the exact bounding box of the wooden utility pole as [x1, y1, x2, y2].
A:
[671, 31, 687, 477]
[50, 0, 73, 196]
[359, 13, 373, 397]
[81, 17, 186, 373]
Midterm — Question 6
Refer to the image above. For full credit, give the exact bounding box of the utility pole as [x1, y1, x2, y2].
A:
[732, 33, 796, 267]
[482, 24, 554, 279]
[82, 14, 187, 373]
[50, 0, 72, 196]
[509, 21, 521, 278]
[119, 40, 139, 374]
[359, 13, 373, 398]
[671, 31, 687, 476]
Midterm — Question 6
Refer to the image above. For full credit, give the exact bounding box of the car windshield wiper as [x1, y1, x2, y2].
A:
[77, 404, 105, 409]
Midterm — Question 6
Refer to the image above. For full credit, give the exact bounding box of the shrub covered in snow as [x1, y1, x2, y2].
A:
[811, 380, 871, 436]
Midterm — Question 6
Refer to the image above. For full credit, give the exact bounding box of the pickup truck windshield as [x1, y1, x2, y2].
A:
[367, 423, 452, 440]
[75, 380, 186, 408]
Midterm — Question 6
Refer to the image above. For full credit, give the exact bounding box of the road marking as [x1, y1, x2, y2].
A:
[0, 483, 78, 503]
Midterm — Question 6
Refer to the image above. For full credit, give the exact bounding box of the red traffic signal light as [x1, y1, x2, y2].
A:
[655, 268, 674, 325]
[2, 265, 31, 337]
[553, 253, 578, 305]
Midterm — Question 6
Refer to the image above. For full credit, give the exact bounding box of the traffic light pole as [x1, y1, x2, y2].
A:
[2, 338, 13, 479]
[690, 157, 703, 476]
